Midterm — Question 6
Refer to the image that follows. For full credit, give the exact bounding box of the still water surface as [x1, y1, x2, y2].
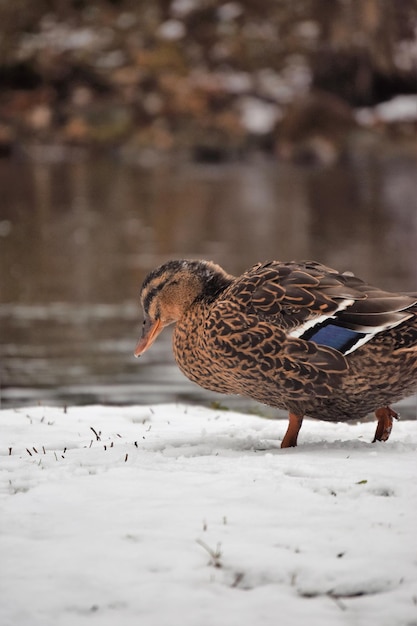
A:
[1, 150, 416, 415]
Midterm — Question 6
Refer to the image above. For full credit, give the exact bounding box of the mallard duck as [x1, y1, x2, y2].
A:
[134, 259, 417, 447]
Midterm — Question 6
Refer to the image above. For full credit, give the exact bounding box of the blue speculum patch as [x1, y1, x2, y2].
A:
[302, 322, 367, 354]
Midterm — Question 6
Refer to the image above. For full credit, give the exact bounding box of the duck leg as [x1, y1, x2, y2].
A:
[373, 406, 399, 442]
[281, 413, 304, 448]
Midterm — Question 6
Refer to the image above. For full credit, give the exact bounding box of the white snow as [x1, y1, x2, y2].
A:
[1, 403, 416, 626]
[356, 95, 417, 126]
[238, 97, 281, 134]
[375, 95, 417, 123]
[157, 20, 186, 41]
[217, 2, 243, 22]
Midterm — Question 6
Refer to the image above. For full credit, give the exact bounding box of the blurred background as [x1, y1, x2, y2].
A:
[0, 0, 416, 414]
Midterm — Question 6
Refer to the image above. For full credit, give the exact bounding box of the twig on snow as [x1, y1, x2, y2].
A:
[90, 427, 101, 441]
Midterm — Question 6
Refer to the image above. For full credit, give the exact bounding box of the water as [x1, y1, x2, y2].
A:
[1, 150, 416, 416]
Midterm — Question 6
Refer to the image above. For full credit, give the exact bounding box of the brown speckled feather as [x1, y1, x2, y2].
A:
[169, 260, 417, 419]
[136, 259, 417, 443]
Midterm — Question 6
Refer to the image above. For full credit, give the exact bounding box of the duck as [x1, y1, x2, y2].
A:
[134, 259, 417, 447]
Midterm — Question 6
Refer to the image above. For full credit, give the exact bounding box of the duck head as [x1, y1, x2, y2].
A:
[134, 259, 233, 357]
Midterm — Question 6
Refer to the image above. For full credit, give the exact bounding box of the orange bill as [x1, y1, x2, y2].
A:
[134, 318, 163, 357]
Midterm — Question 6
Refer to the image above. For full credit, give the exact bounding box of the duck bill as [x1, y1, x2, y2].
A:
[134, 318, 163, 357]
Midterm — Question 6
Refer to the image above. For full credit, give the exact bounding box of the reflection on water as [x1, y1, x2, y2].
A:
[1, 151, 416, 415]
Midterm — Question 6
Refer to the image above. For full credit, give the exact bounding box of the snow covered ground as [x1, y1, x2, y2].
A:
[1, 403, 416, 626]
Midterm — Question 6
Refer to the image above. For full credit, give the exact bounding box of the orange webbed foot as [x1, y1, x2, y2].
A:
[373, 406, 399, 443]
[281, 413, 304, 448]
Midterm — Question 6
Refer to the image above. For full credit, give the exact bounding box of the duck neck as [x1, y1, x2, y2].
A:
[172, 300, 206, 378]
[195, 262, 234, 304]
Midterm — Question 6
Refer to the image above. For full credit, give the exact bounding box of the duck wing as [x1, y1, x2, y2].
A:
[228, 260, 416, 347]
[203, 261, 416, 400]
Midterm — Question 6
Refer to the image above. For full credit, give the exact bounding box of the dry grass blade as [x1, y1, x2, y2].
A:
[196, 539, 222, 568]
